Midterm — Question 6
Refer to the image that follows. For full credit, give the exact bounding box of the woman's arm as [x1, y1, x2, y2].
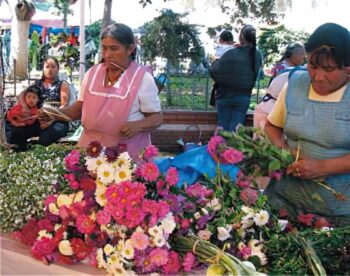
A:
[60, 81, 71, 107]
[119, 112, 163, 138]
[265, 120, 288, 149]
[59, 100, 83, 121]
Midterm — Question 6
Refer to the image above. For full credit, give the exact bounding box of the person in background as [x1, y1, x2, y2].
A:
[6, 85, 40, 127]
[210, 24, 263, 131]
[214, 30, 235, 59]
[253, 65, 307, 130]
[264, 23, 350, 226]
[269, 42, 305, 82]
[56, 23, 162, 159]
[6, 56, 71, 151]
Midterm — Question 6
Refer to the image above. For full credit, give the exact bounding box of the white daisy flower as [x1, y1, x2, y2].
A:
[153, 234, 166, 247]
[97, 163, 116, 185]
[121, 244, 134, 259]
[114, 166, 132, 183]
[253, 210, 269, 226]
[148, 225, 163, 237]
[86, 156, 107, 173]
[58, 240, 73, 256]
[107, 254, 123, 269]
[115, 152, 132, 168]
[104, 244, 114, 256]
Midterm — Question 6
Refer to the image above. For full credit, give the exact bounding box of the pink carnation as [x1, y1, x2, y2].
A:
[96, 210, 111, 225]
[64, 173, 75, 182]
[64, 149, 81, 171]
[165, 167, 179, 186]
[69, 181, 80, 190]
[240, 245, 252, 260]
[143, 145, 159, 160]
[140, 162, 160, 182]
[240, 188, 258, 206]
[37, 218, 54, 232]
[44, 195, 57, 207]
[76, 214, 96, 234]
[183, 252, 196, 272]
[207, 135, 225, 159]
[149, 248, 169, 266]
[130, 231, 150, 250]
[162, 250, 181, 274]
[221, 148, 244, 164]
[237, 178, 251, 189]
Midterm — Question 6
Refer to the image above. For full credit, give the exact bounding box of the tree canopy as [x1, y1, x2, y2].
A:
[141, 9, 204, 66]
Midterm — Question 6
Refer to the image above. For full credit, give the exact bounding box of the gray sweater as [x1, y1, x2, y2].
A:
[209, 45, 262, 98]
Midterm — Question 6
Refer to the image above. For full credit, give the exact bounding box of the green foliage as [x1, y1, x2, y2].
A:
[258, 25, 309, 66]
[86, 20, 103, 51]
[141, 9, 205, 66]
[0, 144, 73, 232]
[220, 0, 280, 25]
[58, 44, 80, 78]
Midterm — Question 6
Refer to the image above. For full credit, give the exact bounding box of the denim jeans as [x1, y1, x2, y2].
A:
[6, 121, 69, 150]
[216, 95, 251, 131]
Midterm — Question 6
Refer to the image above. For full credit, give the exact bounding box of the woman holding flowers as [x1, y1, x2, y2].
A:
[56, 23, 162, 158]
[264, 23, 350, 226]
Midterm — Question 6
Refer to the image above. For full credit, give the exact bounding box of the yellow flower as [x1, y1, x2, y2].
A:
[48, 203, 59, 215]
[56, 194, 74, 207]
[73, 191, 84, 203]
[206, 264, 226, 276]
[58, 240, 73, 256]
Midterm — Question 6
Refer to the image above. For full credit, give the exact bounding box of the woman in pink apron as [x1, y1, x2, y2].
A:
[58, 23, 162, 159]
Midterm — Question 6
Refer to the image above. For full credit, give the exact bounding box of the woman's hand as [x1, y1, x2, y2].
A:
[287, 157, 325, 179]
[119, 122, 142, 139]
[38, 109, 55, 129]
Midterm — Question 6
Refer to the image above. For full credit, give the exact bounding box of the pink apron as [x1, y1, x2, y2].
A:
[79, 61, 150, 158]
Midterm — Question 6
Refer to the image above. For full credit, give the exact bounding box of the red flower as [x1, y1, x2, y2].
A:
[31, 237, 56, 260]
[71, 238, 91, 261]
[57, 253, 74, 265]
[80, 177, 96, 191]
[315, 217, 331, 229]
[86, 141, 102, 158]
[279, 208, 289, 218]
[13, 218, 39, 245]
[297, 213, 315, 226]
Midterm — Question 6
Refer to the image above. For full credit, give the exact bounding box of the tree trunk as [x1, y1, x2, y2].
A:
[7, 0, 35, 80]
[97, 0, 112, 61]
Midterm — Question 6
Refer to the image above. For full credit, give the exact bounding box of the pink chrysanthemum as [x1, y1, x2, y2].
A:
[143, 145, 159, 160]
[183, 252, 196, 272]
[105, 184, 120, 205]
[149, 248, 169, 266]
[131, 231, 150, 251]
[64, 149, 81, 171]
[140, 162, 160, 182]
[162, 250, 181, 274]
[165, 167, 179, 187]
[221, 148, 244, 164]
[76, 214, 96, 234]
[96, 210, 111, 225]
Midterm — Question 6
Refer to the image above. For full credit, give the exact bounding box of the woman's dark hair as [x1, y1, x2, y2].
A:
[101, 23, 136, 60]
[240, 25, 257, 74]
[305, 22, 350, 67]
[41, 56, 60, 80]
[279, 42, 304, 62]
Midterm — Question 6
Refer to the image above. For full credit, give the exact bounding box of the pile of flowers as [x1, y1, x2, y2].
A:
[10, 128, 350, 275]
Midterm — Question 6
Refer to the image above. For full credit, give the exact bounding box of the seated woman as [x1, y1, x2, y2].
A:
[56, 23, 162, 159]
[269, 42, 305, 82]
[264, 23, 350, 227]
[6, 56, 70, 151]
